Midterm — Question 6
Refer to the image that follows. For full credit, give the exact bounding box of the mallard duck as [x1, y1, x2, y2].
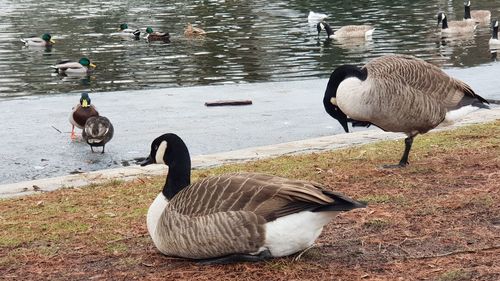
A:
[437, 12, 476, 35]
[323, 55, 488, 168]
[118, 23, 140, 39]
[82, 116, 114, 153]
[144, 27, 170, 42]
[52, 57, 96, 76]
[490, 20, 500, 48]
[317, 22, 374, 39]
[140, 133, 365, 263]
[184, 23, 206, 36]
[20, 33, 55, 47]
[69, 93, 99, 140]
[464, 1, 490, 25]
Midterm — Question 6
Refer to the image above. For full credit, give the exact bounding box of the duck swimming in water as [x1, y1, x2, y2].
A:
[53, 57, 96, 76]
[21, 33, 55, 47]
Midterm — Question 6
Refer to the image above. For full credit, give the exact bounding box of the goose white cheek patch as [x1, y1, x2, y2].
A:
[155, 141, 167, 164]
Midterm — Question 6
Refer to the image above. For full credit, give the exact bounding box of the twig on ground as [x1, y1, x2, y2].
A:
[409, 245, 500, 260]
[51, 126, 62, 133]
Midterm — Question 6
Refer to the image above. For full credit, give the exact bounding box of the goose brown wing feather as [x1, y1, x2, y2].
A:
[365, 55, 486, 108]
[169, 172, 340, 222]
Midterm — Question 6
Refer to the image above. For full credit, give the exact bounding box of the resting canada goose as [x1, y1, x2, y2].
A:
[489, 20, 500, 47]
[21, 33, 55, 47]
[184, 23, 206, 36]
[464, 1, 490, 24]
[437, 12, 476, 35]
[69, 93, 99, 140]
[323, 55, 488, 168]
[82, 116, 114, 153]
[140, 133, 365, 263]
[53, 57, 96, 76]
[317, 22, 374, 39]
[144, 27, 170, 42]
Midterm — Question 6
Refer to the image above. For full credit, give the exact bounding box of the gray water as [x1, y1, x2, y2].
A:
[1, 0, 500, 184]
[0, 0, 499, 98]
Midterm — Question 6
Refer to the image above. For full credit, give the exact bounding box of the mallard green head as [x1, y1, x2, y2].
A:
[119, 23, 128, 31]
[42, 33, 55, 44]
[79, 57, 96, 68]
[146, 27, 154, 34]
[80, 92, 91, 108]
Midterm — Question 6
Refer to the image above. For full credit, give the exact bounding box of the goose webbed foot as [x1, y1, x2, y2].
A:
[197, 249, 272, 265]
[347, 118, 372, 128]
[381, 136, 414, 169]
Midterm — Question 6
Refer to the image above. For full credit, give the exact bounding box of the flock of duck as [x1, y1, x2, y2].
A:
[34, 2, 495, 264]
[20, 23, 207, 76]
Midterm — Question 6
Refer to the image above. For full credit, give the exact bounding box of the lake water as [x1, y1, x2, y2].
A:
[0, 0, 499, 184]
[0, 0, 499, 98]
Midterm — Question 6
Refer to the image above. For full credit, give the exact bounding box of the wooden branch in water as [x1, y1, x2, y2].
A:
[205, 100, 253, 107]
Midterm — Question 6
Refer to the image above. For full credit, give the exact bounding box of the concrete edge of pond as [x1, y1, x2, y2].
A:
[1, 107, 499, 199]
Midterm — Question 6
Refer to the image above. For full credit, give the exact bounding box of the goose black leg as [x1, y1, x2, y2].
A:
[197, 249, 272, 265]
[101, 145, 105, 154]
[90, 146, 94, 153]
[383, 136, 414, 168]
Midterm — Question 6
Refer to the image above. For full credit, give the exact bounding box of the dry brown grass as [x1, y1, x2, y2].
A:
[1, 121, 499, 280]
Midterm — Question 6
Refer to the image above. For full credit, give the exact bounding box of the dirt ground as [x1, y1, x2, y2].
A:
[1, 122, 499, 280]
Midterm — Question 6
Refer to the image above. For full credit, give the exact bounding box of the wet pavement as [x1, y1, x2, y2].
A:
[1, 63, 499, 185]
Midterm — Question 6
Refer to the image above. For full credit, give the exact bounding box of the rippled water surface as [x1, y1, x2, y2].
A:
[1, 0, 499, 98]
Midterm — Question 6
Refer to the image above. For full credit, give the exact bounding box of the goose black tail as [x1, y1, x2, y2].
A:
[313, 190, 367, 212]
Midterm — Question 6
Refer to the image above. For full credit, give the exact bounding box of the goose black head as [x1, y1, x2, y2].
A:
[316, 22, 333, 37]
[80, 92, 91, 108]
[437, 12, 448, 28]
[323, 65, 368, 133]
[141, 133, 191, 198]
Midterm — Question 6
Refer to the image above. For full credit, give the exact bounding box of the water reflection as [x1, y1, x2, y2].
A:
[0, 0, 499, 98]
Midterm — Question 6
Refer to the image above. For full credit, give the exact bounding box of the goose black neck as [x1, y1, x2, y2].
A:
[493, 26, 499, 40]
[464, 6, 471, 19]
[321, 22, 333, 37]
[323, 65, 367, 102]
[162, 137, 191, 200]
[441, 17, 448, 29]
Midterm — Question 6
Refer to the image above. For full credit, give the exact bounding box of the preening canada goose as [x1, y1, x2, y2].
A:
[464, 1, 490, 25]
[489, 20, 500, 48]
[323, 55, 488, 168]
[317, 22, 374, 39]
[69, 93, 99, 140]
[20, 33, 55, 47]
[437, 12, 476, 35]
[184, 23, 206, 36]
[140, 133, 365, 263]
[52, 57, 96, 76]
[308, 11, 328, 23]
[82, 116, 114, 153]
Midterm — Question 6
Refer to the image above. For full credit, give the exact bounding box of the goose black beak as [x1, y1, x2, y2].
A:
[140, 156, 155, 166]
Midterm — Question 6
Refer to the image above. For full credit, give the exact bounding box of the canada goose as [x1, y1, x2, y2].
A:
[118, 23, 140, 39]
[144, 27, 170, 42]
[464, 1, 490, 24]
[317, 22, 374, 39]
[69, 93, 99, 140]
[82, 116, 114, 153]
[489, 20, 500, 47]
[184, 23, 206, 36]
[52, 57, 96, 76]
[323, 55, 488, 168]
[20, 33, 55, 47]
[140, 133, 366, 263]
[437, 12, 476, 35]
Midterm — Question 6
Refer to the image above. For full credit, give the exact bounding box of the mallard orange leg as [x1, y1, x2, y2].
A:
[70, 125, 76, 140]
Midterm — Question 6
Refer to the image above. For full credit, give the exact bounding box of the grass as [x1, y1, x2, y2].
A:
[0, 120, 499, 280]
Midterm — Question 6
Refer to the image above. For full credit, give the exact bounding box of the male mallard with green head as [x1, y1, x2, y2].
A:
[21, 33, 55, 47]
[118, 23, 140, 39]
[53, 57, 96, 76]
[69, 93, 99, 140]
[144, 27, 170, 42]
